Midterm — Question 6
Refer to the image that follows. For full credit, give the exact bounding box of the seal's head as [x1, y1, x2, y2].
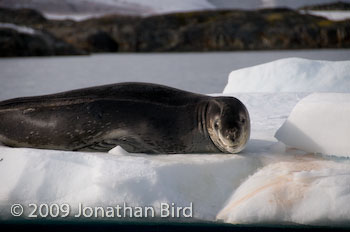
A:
[207, 97, 250, 154]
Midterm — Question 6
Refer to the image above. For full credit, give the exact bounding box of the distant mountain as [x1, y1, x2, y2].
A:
[300, 1, 350, 10]
[0, 0, 214, 16]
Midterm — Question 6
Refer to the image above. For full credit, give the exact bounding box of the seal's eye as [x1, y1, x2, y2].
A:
[214, 121, 219, 130]
[241, 118, 246, 124]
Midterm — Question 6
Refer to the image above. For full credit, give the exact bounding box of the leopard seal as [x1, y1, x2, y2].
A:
[0, 82, 250, 154]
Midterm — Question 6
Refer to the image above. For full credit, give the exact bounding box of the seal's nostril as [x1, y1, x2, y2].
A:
[229, 128, 237, 135]
[225, 129, 237, 140]
[227, 133, 235, 140]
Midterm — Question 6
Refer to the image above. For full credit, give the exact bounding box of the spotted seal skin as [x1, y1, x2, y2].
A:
[0, 82, 250, 154]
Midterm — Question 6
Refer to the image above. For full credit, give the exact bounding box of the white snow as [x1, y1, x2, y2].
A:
[0, 145, 261, 220]
[117, 0, 215, 14]
[301, 10, 350, 21]
[0, 22, 36, 35]
[43, 13, 107, 21]
[1, 57, 350, 226]
[223, 58, 350, 93]
[275, 93, 350, 158]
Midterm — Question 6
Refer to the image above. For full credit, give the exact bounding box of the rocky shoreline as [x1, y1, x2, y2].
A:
[0, 7, 349, 56]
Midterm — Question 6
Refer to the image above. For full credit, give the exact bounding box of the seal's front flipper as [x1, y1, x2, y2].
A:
[73, 138, 144, 153]
[73, 139, 120, 152]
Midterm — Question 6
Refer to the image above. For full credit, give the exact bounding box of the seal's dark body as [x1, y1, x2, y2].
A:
[0, 83, 221, 153]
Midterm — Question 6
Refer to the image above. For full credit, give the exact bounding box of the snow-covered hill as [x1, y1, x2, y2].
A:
[224, 58, 350, 93]
[1, 0, 350, 20]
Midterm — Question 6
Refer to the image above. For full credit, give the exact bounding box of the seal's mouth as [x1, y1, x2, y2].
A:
[217, 132, 247, 154]
[225, 143, 246, 154]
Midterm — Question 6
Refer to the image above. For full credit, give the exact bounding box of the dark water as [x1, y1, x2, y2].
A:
[0, 49, 349, 100]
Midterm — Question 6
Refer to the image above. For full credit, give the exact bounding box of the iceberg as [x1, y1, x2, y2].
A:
[1, 57, 350, 226]
[223, 58, 350, 93]
[275, 93, 350, 158]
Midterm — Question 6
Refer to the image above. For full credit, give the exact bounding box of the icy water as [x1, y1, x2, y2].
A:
[0, 49, 349, 100]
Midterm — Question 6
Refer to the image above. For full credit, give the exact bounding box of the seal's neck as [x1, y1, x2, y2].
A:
[197, 100, 209, 138]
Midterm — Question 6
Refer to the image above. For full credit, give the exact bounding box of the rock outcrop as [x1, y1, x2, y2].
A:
[0, 7, 349, 56]
[0, 27, 85, 57]
[0, 8, 85, 56]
